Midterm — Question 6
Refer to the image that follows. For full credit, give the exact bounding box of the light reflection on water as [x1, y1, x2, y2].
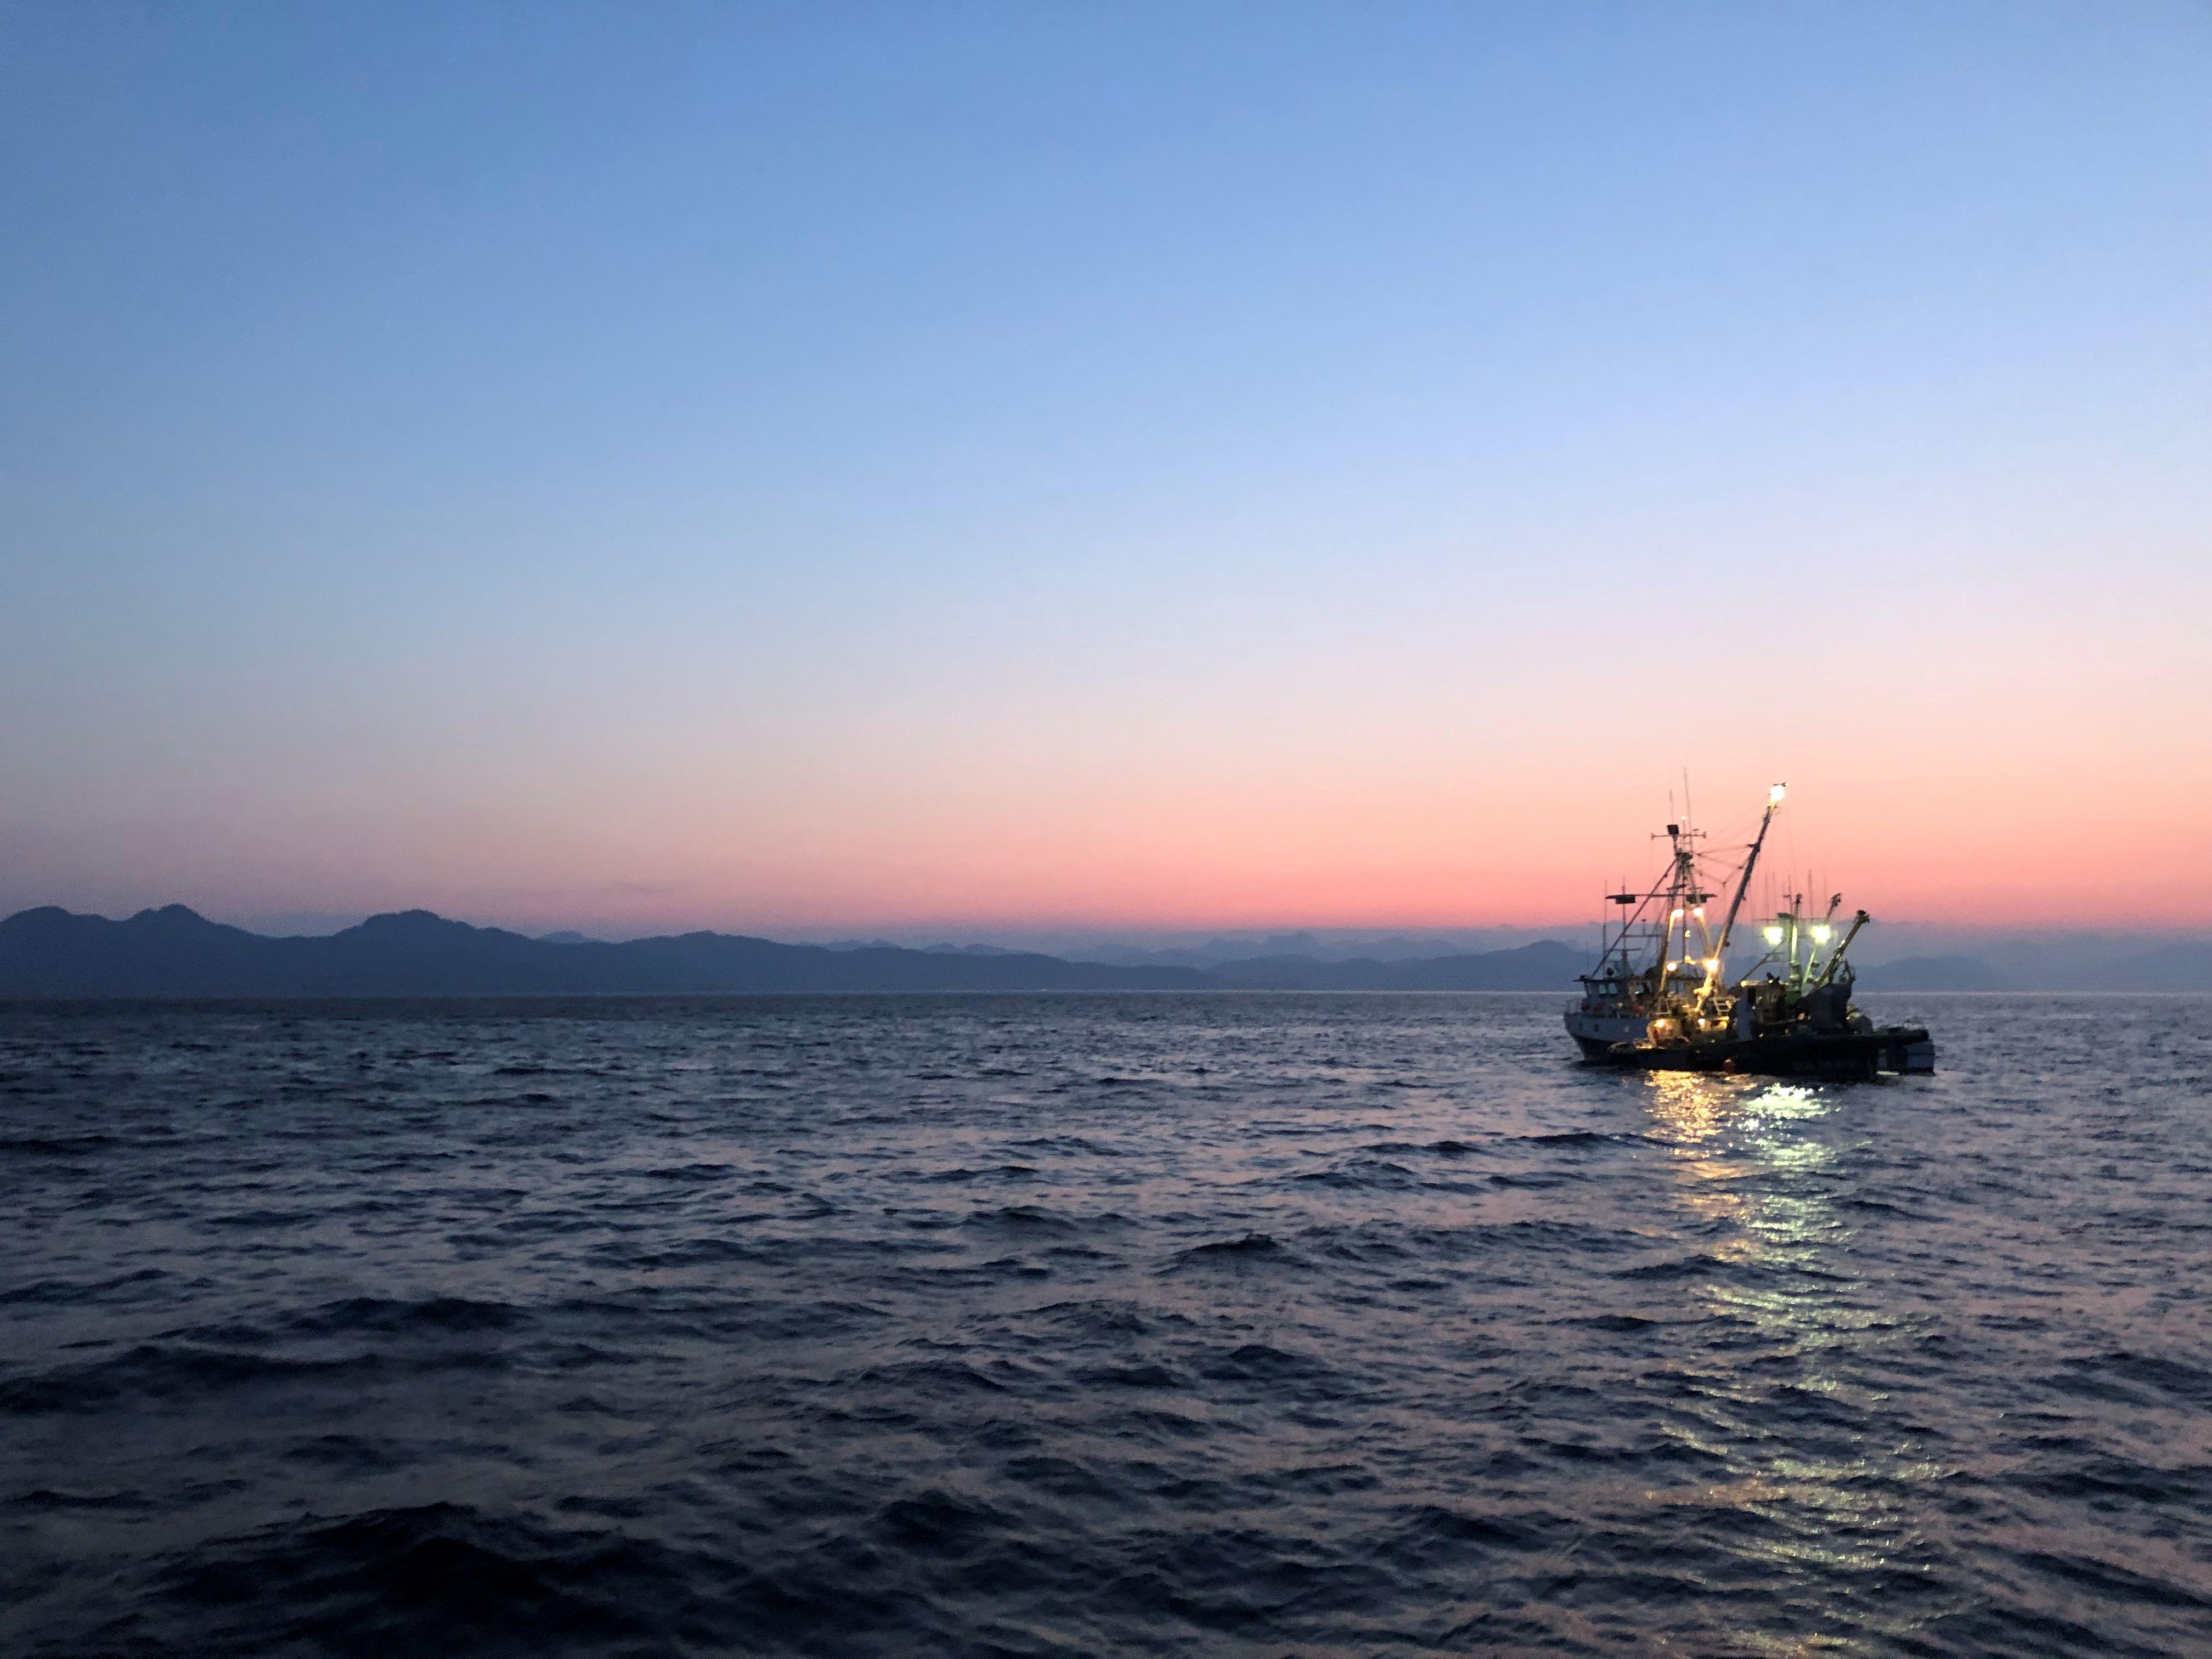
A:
[1644, 1073, 1955, 1653]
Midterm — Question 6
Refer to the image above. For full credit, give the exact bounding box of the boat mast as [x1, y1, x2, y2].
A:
[1700, 782, 1785, 1003]
[1653, 822, 1684, 994]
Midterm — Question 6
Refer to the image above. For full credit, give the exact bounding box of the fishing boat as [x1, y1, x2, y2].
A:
[1565, 785, 1933, 1078]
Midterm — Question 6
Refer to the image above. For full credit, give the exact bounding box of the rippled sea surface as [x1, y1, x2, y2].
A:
[3, 994, 2210, 1657]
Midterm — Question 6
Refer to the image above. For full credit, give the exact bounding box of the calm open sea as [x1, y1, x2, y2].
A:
[2, 993, 2208, 1657]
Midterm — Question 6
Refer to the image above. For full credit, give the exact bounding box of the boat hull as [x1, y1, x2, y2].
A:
[1564, 1009, 1650, 1060]
[1607, 1027, 1934, 1080]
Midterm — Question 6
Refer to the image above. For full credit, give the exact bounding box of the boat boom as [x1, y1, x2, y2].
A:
[1703, 783, 1784, 998]
[1812, 909, 1872, 988]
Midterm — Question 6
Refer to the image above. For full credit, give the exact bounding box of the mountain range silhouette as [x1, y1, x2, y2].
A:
[0, 906, 1592, 997]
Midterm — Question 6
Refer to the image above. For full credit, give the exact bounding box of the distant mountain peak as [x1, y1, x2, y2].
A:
[353, 909, 470, 933]
[128, 904, 215, 926]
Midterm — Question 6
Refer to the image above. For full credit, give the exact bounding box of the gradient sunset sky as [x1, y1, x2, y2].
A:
[5, 3, 2209, 937]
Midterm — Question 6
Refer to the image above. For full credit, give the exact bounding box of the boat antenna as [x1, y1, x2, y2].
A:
[1702, 782, 1785, 1001]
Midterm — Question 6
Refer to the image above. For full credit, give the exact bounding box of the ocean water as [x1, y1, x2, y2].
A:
[2, 992, 2208, 1658]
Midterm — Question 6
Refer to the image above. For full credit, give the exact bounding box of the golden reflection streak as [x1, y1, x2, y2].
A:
[1637, 1072, 1945, 1654]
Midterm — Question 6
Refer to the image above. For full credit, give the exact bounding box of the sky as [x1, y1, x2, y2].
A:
[4, 2, 2209, 939]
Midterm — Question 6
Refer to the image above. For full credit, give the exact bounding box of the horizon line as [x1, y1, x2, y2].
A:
[12, 901, 2212, 949]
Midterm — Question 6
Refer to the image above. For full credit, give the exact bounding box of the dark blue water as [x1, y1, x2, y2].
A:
[3, 993, 2208, 1657]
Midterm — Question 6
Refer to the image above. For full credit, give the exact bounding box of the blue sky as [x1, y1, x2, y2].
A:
[4, 3, 2208, 934]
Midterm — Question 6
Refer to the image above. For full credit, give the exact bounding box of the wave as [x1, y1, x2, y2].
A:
[2006, 1450, 2212, 1505]
[1007, 1135, 1122, 1156]
[14, 1486, 151, 1511]
[1076, 1361, 1180, 1389]
[1196, 1342, 1331, 1383]
[921, 1163, 1039, 1183]
[1382, 1501, 1550, 1558]
[1291, 1159, 1419, 1190]
[1611, 1252, 1730, 1282]
[2044, 1350, 2212, 1410]
[138, 1503, 733, 1657]
[1513, 1129, 1650, 1148]
[1485, 1170, 1578, 1189]
[962, 1204, 1083, 1233]
[851, 1357, 1018, 1396]
[1362, 1137, 1485, 1158]
[276, 1434, 413, 1474]
[1570, 1312, 1663, 1332]
[286, 1296, 523, 1336]
[0, 1344, 388, 1414]
[2006, 1546, 2212, 1612]
[635, 1162, 735, 1183]
[872, 1487, 1008, 1553]
[1169, 1233, 1291, 1270]
[0, 1132, 116, 1154]
[0, 1267, 166, 1306]
[1022, 1299, 1162, 1338]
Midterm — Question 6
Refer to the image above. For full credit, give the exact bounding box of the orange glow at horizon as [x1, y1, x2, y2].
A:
[18, 747, 2205, 938]
[6, 477, 2207, 938]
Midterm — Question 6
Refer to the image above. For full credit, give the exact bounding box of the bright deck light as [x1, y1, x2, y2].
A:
[1811, 924, 1833, 944]
[1769, 783, 1787, 805]
[1762, 925, 1784, 946]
